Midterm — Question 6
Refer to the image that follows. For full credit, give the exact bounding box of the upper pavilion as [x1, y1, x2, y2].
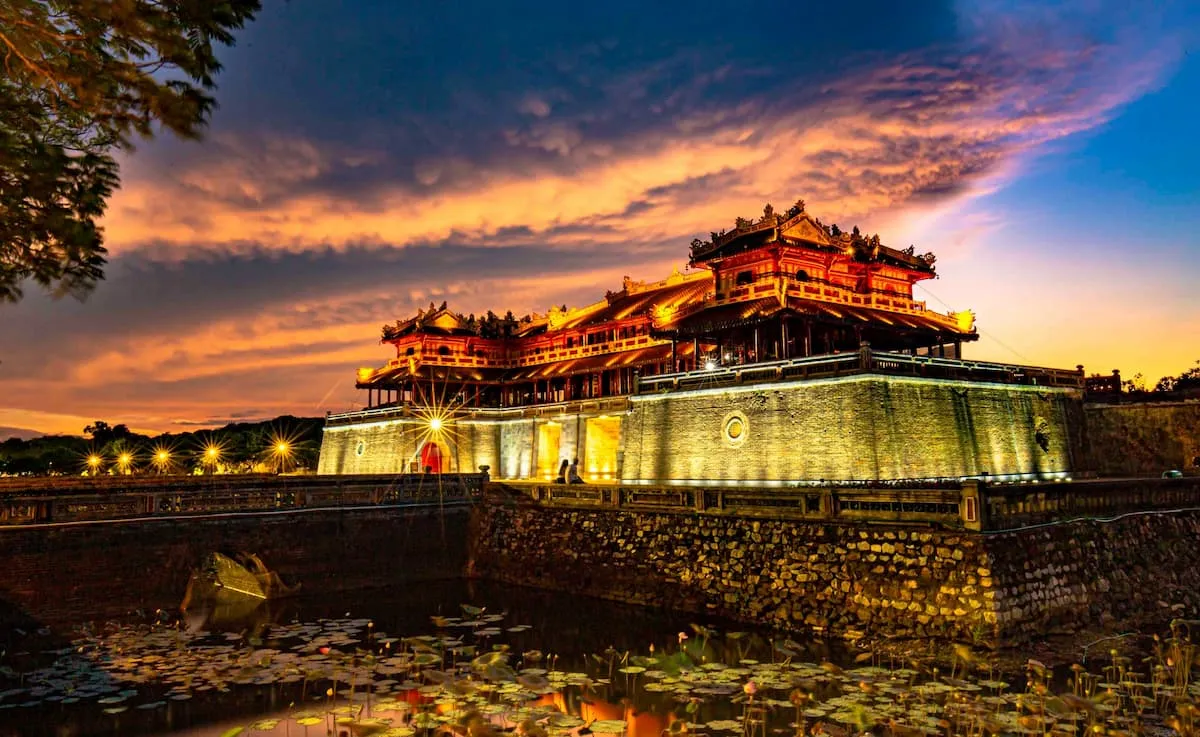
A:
[355, 200, 977, 409]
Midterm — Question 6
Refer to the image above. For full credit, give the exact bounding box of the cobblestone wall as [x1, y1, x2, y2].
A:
[469, 491, 1200, 644]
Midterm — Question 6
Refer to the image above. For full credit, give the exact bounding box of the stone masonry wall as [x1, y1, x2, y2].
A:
[470, 493, 995, 642]
[1083, 401, 1200, 476]
[469, 491, 1200, 644]
[622, 376, 1082, 483]
[985, 511, 1200, 637]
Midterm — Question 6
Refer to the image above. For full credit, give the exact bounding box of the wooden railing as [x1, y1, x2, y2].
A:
[635, 348, 1084, 394]
[0, 474, 484, 526]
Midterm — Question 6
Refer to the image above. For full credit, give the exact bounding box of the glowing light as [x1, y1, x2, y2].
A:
[704, 359, 717, 370]
[156, 450, 169, 462]
[429, 418, 443, 432]
[205, 446, 220, 460]
[87, 455, 101, 467]
[275, 441, 290, 455]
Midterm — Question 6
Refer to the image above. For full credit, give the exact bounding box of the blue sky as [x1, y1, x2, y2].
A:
[1, 0, 1197, 436]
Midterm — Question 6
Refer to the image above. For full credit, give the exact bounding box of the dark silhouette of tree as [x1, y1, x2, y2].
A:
[1154, 360, 1200, 393]
[83, 420, 130, 447]
[0, 0, 261, 302]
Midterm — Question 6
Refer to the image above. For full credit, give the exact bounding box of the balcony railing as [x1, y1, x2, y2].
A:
[634, 349, 1084, 394]
[326, 397, 631, 424]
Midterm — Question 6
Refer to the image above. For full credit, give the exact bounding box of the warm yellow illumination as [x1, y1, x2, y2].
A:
[275, 441, 290, 455]
[428, 417, 443, 432]
[87, 455, 101, 467]
[156, 450, 169, 462]
[357, 367, 375, 382]
[205, 446, 220, 460]
[955, 309, 976, 333]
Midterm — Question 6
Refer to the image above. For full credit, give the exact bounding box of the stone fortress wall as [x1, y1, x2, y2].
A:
[1083, 400, 1200, 476]
[318, 416, 499, 475]
[319, 375, 1086, 483]
[468, 486, 1200, 644]
[621, 376, 1083, 483]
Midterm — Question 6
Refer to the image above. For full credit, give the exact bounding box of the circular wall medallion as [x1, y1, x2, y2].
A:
[722, 412, 749, 448]
[355, 440, 366, 457]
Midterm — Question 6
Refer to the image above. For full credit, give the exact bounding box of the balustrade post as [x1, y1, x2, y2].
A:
[859, 341, 872, 371]
[959, 481, 982, 531]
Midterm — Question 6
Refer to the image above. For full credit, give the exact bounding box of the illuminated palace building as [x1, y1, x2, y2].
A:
[318, 201, 1086, 484]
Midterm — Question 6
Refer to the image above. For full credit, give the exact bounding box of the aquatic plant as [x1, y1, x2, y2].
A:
[2, 605, 1200, 736]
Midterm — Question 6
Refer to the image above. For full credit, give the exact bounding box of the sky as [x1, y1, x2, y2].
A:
[2, 0, 1199, 439]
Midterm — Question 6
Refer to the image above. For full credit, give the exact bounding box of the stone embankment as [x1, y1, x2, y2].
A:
[0, 475, 477, 627]
[469, 484, 1200, 645]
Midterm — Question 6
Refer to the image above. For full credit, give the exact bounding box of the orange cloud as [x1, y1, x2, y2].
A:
[101, 37, 1172, 265]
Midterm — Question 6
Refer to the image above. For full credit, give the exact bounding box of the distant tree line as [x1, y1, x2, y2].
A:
[1096, 360, 1200, 397]
[0, 416, 323, 477]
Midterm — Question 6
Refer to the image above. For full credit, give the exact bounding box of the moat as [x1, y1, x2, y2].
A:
[0, 473, 1199, 736]
[2, 576, 1198, 737]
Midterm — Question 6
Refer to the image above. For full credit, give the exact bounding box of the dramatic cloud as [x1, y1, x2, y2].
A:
[101, 1, 1178, 261]
[1, 0, 1194, 434]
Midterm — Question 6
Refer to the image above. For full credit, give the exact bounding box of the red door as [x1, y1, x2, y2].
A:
[419, 442, 443, 473]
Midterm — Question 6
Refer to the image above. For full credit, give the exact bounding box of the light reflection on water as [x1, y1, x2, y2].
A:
[0, 580, 842, 737]
[6, 581, 1186, 737]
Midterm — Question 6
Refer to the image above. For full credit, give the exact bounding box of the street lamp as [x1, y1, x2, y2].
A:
[272, 440, 292, 474]
[154, 449, 171, 474]
[87, 455, 101, 476]
[117, 452, 132, 475]
[203, 445, 221, 474]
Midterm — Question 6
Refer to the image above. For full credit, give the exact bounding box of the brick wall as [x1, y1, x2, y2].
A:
[622, 376, 1083, 482]
[0, 507, 468, 628]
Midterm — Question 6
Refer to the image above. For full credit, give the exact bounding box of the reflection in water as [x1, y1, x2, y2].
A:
[0, 580, 817, 737]
[4, 580, 1184, 737]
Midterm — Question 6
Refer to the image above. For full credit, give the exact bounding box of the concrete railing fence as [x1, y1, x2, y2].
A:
[0, 473, 484, 526]
[499, 476, 1200, 532]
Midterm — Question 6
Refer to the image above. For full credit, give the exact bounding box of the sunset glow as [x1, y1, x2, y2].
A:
[1, 0, 1198, 438]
